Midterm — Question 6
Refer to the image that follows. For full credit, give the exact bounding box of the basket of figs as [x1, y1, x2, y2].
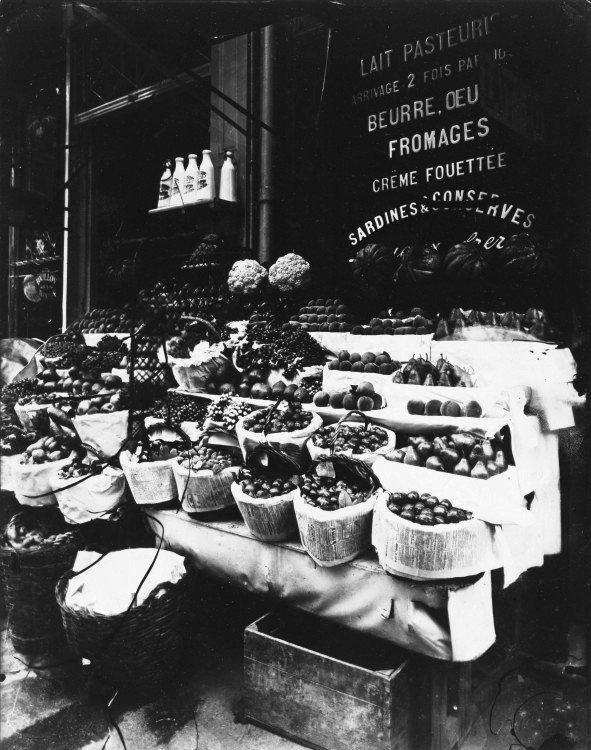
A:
[236, 398, 322, 465]
[120, 438, 187, 506]
[231, 444, 301, 542]
[0, 506, 83, 653]
[372, 490, 494, 581]
[293, 455, 381, 567]
[173, 433, 242, 514]
[307, 410, 396, 466]
[52, 456, 126, 525]
[12, 434, 79, 507]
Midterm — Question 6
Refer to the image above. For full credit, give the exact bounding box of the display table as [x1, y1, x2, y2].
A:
[144, 508, 497, 662]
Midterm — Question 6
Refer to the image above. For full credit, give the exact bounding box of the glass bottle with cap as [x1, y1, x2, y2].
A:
[157, 159, 172, 208]
[170, 156, 186, 207]
[219, 150, 237, 202]
[184, 153, 199, 204]
[197, 149, 215, 201]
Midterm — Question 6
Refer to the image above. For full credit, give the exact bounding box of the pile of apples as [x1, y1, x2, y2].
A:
[312, 382, 384, 411]
[291, 298, 354, 332]
[392, 432, 508, 479]
[407, 398, 482, 417]
[328, 350, 400, 375]
[351, 307, 436, 336]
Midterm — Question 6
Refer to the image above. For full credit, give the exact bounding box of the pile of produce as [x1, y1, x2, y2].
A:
[177, 441, 237, 473]
[290, 298, 354, 332]
[407, 398, 482, 417]
[351, 307, 435, 336]
[1, 379, 39, 410]
[19, 435, 73, 464]
[236, 469, 297, 500]
[310, 423, 389, 454]
[393, 433, 508, 479]
[435, 307, 560, 341]
[205, 395, 256, 431]
[73, 307, 134, 334]
[57, 457, 103, 481]
[0, 425, 36, 456]
[300, 474, 371, 511]
[392, 355, 472, 386]
[386, 492, 472, 525]
[328, 350, 400, 375]
[72, 387, 126, 417]
[313, 382, 383, 411]
[42, 336, 88, 367]
[2, 508, 78, 550]
[156, 392, 208, 425]
[127, 440, 185, 463]
[242, 402, 313, 434]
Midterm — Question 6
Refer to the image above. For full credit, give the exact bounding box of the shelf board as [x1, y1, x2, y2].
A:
[148, 198, 239, 215]
[11, 257, 62, 268]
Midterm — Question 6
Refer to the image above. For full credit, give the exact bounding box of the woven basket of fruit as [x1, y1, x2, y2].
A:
[55, 555, 191, 694]
[372, 487, 495, 581]
[307, 410, 397, 466]
[173, 435, 241, 513]
[120, 440, 183, 506]
[294, 456, 380, 567]
[12, 435, 79, 506]
[231, 445, 301, 541]
[51, 458, 126, 524]
[0, 507, 83, 653]
[236, 399, 322, 466]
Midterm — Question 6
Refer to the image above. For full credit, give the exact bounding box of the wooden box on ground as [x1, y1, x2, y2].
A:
[243, 611, 429, 750]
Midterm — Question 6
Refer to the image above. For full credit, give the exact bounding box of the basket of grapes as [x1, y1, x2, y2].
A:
[0, 507, 83, 653]
[372, 489, 494, 581]
[12, 434, 79, 507]
[231, 444, 300, 542]
[52, 456, 126, 524]
[307, 410, 397, 466]
[294, 456, 381, 567]
[235, 399, 322, 465]
[173, 434, 242, 513]
[120, 438, 187, 506]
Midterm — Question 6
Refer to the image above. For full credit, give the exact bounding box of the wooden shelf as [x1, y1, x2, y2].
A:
[148, 198, 239, 215]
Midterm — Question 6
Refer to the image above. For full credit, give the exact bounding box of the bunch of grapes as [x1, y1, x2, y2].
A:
[155, 392, 208, 426]
[206, 395, 256, 431]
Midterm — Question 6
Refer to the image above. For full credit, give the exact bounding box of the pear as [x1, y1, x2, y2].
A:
[486, 460, 499, 476]
[425, 455, 444, 472]
[484, 311, 496, 326]
[501, 311, 515, 328]
[471, 460, 489, 479]
[466, 309, 478, 325]
[416, 441, 434, 460]
[391, 449, 405, 463]
[435, 319, 450, 338]
[451, 433, 476, 453]
[482, 439, 495, 461]
[438, 370, 452, 387]
[477, 310, 488, 325]
[454, 317, 466, 331]
[436, 354, 448, 371]
[433, 437, 447, 456]
[423, 372, 435, 387]
[404, 446, 421, 466]
[454, 457, 471, 476]
[408, 435, 428, 447]
[469, 444, 485, 467]
[392, 370, 404, 384]
[440, 447, 460, 469]
[450, 308, 463, 323]
[407, 368, 421, 385]
[495, 450, 508, 472]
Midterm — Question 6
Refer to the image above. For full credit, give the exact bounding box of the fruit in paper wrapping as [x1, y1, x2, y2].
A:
[227, 259, 268, 295]
[425, 455, 444, 471]
[395, 242, 442, 285]
[268, 253, 311, 293]
[443, 241, 492, 282]
[500, 232, 557, 283]
[471, 460, 489, 479]
[453, 457, 471, 476]
[351, 242, 395, 288]
[404, 446, 421, 466]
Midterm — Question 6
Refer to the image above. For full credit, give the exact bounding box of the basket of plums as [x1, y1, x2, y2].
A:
[12, 434, 79, 507]
[307, 410, 397, 466]
[52, 456, 126, 524]
[236, 399, 322, 465]
[0, 507, 83, 653]
[294, 455, 381, 567]
[173, 434, 242, 513]
[372, 489, 492, 581]
[120, 439, 187, 506]
[231, 444, 301, 541]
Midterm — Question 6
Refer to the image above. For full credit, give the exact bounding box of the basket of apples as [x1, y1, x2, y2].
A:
[72, 377, 128, 458]
[12, 434, 79, 507]
[294, 455, 381, 567]
[307, 410, 396, 466]
[236, 398, 323, 465]
[52, 455, 126, 524]
[231, 444, 301, 542]
[120, 437, 188, 506]
[173, 434, 242, 514]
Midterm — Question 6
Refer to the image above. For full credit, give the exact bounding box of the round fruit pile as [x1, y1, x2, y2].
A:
[328, 350, 400, 376]
[393, 433, 508, 479]
[386, 492, 473, 525]
[392, 355, 472, 387]
[129, 440, 184, 463]
[311, 423, 388, 454]
[74, 307, 134, 334]
[313, 382, 383, 411]
[2, 509, 78, 550]
[177, 442, 236, 473]
[291, 298, 353, 332]
[20, 436, 73, 464]
[242, 403, 313, 434]
[206, 395, 256, 431]
[300, 474, 371, 511]
[57, 458, 103, 480]
[351, 307, 435, 336]
[157, 392, 208, 425]
[435, 307, 560, 341]
[237, 469, 297, 499]
[0, 426, 36, 456]
[74, 386, 126, 417]
[407, 398, 482, 417]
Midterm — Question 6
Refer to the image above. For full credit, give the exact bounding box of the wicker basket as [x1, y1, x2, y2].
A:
[173, 460, 239, 513]
[0, 530, 82, 653]
[231, 482, 299, 542]
[55, 568, 191, 693]
[119, 451, 177, 506]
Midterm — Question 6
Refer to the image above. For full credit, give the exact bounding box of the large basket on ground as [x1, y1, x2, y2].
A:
[55, 568, 191, 693]
[0, 510, 82, 653]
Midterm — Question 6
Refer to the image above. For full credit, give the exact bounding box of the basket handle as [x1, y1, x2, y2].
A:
[181, 316, 222, 343]
[330, 410, 370, 455]
[262, 396, 297, 440]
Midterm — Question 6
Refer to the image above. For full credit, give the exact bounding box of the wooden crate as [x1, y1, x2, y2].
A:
[243, 611, 429, 750]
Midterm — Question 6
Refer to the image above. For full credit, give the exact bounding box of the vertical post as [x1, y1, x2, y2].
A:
[258, 25, 278, 265]
[62, 7, 72, 332]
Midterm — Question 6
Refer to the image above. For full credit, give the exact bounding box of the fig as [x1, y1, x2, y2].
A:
[471, 460, 489, 479]
[416, 441, 433, 460]
[403, 446, 421, 466]
[363, 363, 378, 373]
[327, 360, 339, 370]
[339, 361, 352, 371]
[378, 363, 394, 375]
[352, 362, 365, 372]
[454, 457, 471, 476]
[425, 455, 444, 471]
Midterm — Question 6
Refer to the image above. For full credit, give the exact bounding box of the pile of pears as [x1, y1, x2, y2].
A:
[392, 432, 508, 480]
[392, 354, 472, 387]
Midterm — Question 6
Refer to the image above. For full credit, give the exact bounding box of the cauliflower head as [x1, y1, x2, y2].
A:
[227, 259, 267, 295]
[268, 253, 311, 293]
